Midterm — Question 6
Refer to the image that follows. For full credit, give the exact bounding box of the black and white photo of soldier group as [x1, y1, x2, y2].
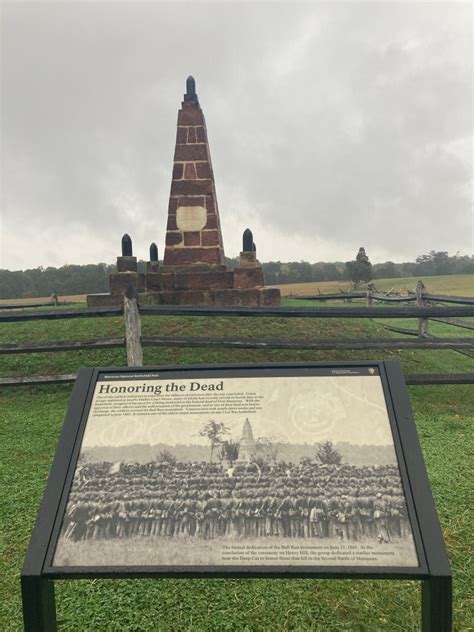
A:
[61, 460, 409, 545]
[56, 418, 415, 565]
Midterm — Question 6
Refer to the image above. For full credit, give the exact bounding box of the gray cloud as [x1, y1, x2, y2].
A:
[1, 1, 472, 270]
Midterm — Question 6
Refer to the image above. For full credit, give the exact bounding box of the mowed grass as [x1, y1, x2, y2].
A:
[0, 296, 473, 378]
[0, 295, 473, 630]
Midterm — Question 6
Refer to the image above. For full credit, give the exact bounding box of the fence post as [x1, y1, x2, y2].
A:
[416, 280, 429, 338]
[366, 291, 373, 307]
[123, 286, 143, 367]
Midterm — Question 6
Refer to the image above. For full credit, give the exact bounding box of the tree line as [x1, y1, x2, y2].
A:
[158, 419, 343, 467]
[0, 251, 472, 299]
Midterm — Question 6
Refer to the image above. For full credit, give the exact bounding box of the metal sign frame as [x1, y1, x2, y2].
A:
[21, 360, 452, 631]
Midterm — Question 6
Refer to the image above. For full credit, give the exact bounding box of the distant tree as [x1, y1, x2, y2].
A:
[277, 263, 291, 284]
[156, 450, 177, 466]
[0, 263, 115, 299]
[373, 261, 398, 279]
[219, 440, 240, 464]
[345, 247, 373, 288]
[1, 250, 472, 300]
[255, 436, 282, 463]
[261, 261, 281, 285]
[416, 250, 452, 276]
[310, 262, 345, 282]
[224, 256, 239, 270]
[288, 261, 312, 283]
[316, 441, 343, 465]
[300, 456, 313, 466]
[401, 261, 418, 278]
[199, 420, 230, 463]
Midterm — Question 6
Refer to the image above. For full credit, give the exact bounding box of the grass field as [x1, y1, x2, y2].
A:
[0, 289, 473, 630]
[1, 273, 472, 304]
[276, 274, 474, 297]
[0, 294, 88, 305]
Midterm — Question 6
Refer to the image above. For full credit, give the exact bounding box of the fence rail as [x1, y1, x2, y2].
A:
[293, 290, 474, 305]
[0, 280, 472, 387]
[0, 374, 77, 386]
[294, 293, 417, 303]
[4, 335, 470, 355]
[139, 304, 474, 318]
[0, 300, 60, 310]
[424, 294, 474, 305]
[2, 304, 474, 323]
[141, 335, 473, 351]
[0, 306, 122, 322]
[0, 338, 124, 354]
[430, 318, 474, 330]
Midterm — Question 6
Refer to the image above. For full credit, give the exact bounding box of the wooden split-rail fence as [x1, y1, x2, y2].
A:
[0, 282, 472, 386]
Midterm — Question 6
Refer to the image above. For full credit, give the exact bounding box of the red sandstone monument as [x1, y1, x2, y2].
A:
[87, 77, 280, 307]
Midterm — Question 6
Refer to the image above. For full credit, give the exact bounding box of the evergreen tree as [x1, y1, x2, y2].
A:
[345, 247, 373, 288]
[316, 441, 342, 465]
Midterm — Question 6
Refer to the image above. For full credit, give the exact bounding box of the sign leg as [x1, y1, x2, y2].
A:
[21, 576, 57, 632]
[422, 576, 452, 632]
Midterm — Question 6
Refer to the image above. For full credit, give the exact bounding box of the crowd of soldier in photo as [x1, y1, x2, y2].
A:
[61, 460, 411, 545]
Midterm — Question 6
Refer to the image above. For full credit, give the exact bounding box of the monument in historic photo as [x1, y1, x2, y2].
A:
[236, 418, 256, 464]
[87, 77, 280, 307]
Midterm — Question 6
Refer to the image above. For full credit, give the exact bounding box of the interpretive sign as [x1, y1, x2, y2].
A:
[21, 361, 452, 631]
[54, 367, 418, 568]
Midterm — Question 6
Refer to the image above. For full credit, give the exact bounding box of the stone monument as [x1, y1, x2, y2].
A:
[236, 418, 256, 464]
[87, 77, 280, 307]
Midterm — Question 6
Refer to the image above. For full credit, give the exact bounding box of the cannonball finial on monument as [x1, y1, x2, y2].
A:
[149, 242, 159, 262]
[146, 242, 160, 276]
[122, 234, 133, 257]
[242, 228, 254, 253]
[238, 228, 260, 273]
[184, 75, 199, 104]
[116, 233, 137, 273]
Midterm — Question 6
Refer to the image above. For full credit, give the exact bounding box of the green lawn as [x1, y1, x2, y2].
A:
[0, 300, 473, 630]
[277, 273, 474, 298]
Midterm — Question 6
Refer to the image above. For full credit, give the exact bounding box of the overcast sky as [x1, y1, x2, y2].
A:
[1, 1, 472, 271]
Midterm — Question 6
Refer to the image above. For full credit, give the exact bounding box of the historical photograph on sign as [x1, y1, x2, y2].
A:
[53, 370, 418, 568]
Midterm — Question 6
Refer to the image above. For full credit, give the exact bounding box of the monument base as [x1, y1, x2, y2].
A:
[87, 266, 280, 308]
[87, 287, 280, 308]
